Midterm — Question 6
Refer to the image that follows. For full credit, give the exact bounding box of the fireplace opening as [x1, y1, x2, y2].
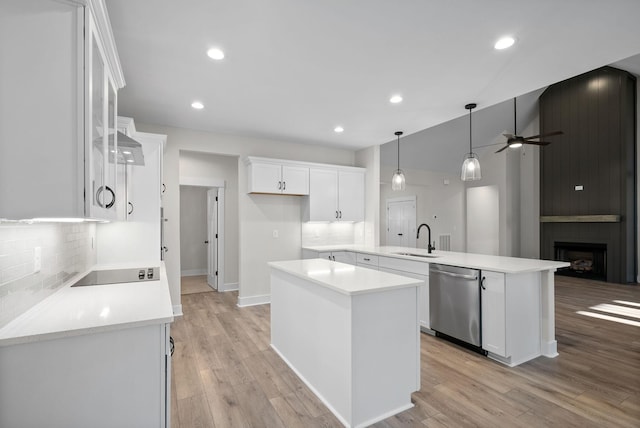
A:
[554, 242, 607, 281]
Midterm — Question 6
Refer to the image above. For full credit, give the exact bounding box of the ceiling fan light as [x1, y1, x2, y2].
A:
[509, 141, 523, 148]
[461, 153, 481, 181]
[392, 169, 406, 191]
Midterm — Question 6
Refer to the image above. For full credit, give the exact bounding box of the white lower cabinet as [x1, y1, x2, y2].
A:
[480, 271, 507, 357]
[302, 249, 356, 265]
[356, 253, 379, 270]
[321, 251, 356, 265]
[480, 270, 541, 366]
[378, 256, 430, 332]
[0, 323, 171, 428]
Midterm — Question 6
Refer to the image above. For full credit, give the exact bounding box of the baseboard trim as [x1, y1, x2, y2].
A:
[237, 294, 270, 307]
[181, 269, 207, 277]
[172, 304, 183, 317]
[219, 282, 239, 292]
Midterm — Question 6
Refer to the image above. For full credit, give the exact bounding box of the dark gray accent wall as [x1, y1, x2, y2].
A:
[540, 66, 637, 284]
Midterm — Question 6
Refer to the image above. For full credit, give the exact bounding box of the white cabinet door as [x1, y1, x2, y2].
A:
[379, 267, 429, 329]
[308, 169, 339, 221]
[481, 270, 507, 357]
[338, 170, 365, 221]
[333, 251, 356, 265]
[282, 165, 309, 195]
[249, 162, 282, 194]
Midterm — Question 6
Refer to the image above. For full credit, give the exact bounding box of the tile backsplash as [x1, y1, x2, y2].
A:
[301, 222, 365, 247]
[0, 222, 96, 328]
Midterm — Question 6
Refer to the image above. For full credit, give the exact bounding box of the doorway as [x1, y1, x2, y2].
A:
[179, 181, 225, 292]
[386, 196, 417, 247]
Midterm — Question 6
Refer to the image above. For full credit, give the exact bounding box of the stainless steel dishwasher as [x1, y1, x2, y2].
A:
[429, 263, 484, 351]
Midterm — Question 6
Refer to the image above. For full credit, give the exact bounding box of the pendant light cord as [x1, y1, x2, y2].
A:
[397, 135, 400, 170]
[469, 107, 472, 153]
[394, 131, 403, 170]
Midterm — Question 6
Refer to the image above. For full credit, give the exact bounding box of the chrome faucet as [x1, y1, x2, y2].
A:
[417, 223, 435, 253]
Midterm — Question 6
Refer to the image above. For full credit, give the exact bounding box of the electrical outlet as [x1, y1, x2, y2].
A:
[34, 246, 41, 272]
[272, 229, 279, 238]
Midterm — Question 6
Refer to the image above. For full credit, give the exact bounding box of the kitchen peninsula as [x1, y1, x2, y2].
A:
[269, 259, 422, 428]
[303, 246, 570, 367]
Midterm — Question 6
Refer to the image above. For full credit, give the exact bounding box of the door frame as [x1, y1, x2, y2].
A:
[386, 196, 417, 247]
[180, 177, 226, 291]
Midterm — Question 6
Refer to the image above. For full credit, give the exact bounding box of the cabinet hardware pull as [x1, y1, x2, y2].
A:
[335, 211, 339, 218]
[339, 211, 342, 218]
[397, 233, 403, 236]
[162, 183, 166, 194]
[278, 181, 282, 190]
[283, 181, 286, 190]
[128, 202, 134, 215]
[96, 186, 116, 209]
[481, 276, 486, 290]
[364, 258, 370, 261]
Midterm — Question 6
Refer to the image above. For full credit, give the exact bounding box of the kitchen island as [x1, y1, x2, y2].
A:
[303, 245, 569, 367]
[269, 259, 422, 428]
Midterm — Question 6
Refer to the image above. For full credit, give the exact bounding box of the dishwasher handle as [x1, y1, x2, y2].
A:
[432, 270, 478, 281]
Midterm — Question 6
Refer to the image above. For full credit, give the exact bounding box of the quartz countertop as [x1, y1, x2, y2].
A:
[302, 245, 569, 274]
[0, 262, 174, 347]
[269, 258, 423, 296]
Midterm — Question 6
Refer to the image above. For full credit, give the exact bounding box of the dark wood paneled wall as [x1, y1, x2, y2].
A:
[539, 66, 637, 283]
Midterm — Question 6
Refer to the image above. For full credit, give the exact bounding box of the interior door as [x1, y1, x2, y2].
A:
[386, 198, 416, 247]
[206, 189, 218, 290]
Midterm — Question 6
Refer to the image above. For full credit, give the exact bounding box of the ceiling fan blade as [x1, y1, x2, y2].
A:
[524, 130, 563, 140]
[524, 141, 551, 146]
[495, 145, 509, 153]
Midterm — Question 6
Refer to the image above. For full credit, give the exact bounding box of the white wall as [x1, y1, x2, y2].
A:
[0, 223, 96, 328]
[355, 145, 380, 246]
[179, 151, 239, 287]
[179, 186, 208, 275]
[135, 123, 355, 307]
[379, 166, 465, 252]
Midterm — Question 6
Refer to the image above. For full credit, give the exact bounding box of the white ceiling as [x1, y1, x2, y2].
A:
[107, 0, 640, 154]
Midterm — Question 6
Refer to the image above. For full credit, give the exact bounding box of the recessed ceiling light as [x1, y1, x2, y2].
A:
[191, 101, 204, 109]
[334, 126, 344, 133]
[390, 95, 403, 104]
[494, 36, 515, 50]
[207, 48, 225, 60]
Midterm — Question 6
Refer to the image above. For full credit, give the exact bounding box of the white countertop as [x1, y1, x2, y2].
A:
[269, 258, 423, 295]
[303, 245, 569, 273]
[0, 262, 174, 347]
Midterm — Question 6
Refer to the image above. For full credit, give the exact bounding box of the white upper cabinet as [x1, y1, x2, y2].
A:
[337, 170, 365, 222]
[0, 0, 124, 220]
[305, 168, 365, 222]
[247, 158, 309, 195]
[306, 169, 339, 220]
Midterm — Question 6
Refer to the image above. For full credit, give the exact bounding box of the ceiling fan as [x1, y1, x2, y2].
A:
[495, 97, 563, 153]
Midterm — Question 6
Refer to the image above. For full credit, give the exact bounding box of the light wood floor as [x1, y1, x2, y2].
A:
[171, 275, 640, 427]
[181, 275, 215, 295]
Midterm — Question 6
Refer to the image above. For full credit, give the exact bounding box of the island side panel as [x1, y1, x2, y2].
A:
[351, 286, 419, 426]
[270, 269, 353, 425]
[505, 271, 542, 366]
[540, 269, 559, 357]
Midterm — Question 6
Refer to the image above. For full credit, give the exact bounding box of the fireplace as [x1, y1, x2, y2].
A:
[554, 242, 607, 280]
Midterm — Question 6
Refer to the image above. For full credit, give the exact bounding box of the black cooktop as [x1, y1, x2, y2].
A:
[71, 267, 159, 287]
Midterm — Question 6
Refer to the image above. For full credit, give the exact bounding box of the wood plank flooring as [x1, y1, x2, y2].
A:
[172, 275, 640, 427]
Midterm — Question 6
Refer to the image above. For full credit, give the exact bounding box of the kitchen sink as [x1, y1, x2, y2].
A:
[392, 252, 440, 259]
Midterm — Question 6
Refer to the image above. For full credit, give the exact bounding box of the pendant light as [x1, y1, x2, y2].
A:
[391, 131, 406, 191]
[461, 103, 481, 181]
